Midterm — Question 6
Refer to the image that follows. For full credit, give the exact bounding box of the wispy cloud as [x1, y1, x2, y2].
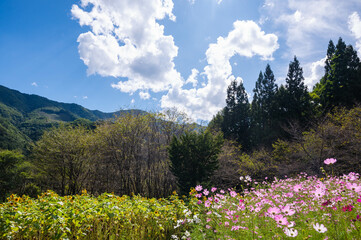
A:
[31, 82, 38, 87]
[348, 12, 361, 56]
[262, 0, 361, 58]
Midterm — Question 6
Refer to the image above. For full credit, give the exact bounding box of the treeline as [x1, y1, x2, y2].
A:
[1, 110, 226, 200]
[1, 37, 361, 200]
[207, 37, 361, 180]
[210, 37, 361, 150]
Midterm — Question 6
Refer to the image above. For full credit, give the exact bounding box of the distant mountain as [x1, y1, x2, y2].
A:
[0, 85, 143, 121]
[0, 84, 145, 151]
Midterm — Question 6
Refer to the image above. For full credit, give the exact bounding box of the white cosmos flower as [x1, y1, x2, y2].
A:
[313, 223, 327, 233]
[284, 228, 298, 237]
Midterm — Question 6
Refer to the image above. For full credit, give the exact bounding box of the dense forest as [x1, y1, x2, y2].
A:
[1, 37, 361, 201]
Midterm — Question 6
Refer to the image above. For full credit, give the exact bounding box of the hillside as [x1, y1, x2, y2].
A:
[0, 85, 144, 151]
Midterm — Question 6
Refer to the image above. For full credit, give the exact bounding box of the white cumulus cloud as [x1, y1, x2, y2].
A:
[71, 0, 181, 94]
[139, 91, 151, 100]
[161, 20, 278, 121]
[304, 57, 326, 89]
[348, 12, 361, 56]
[31, 82, 38, 87]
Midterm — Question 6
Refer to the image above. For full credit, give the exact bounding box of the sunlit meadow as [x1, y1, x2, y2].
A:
[2, 159, 361, 239]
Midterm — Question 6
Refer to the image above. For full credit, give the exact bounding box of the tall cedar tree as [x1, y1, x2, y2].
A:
[313, 38, 361, 111]
[251, 64, 278, 148]
[222, 80, 251, 151]
[168, 130, 223, 195]
[275, 56, 312, 135]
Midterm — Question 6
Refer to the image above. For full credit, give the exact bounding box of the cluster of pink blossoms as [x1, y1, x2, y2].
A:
[186, 158, 361, 239]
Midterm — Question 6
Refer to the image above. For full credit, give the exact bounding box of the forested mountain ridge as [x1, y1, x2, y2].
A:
[0, 85, 145, 121]
[0, 84, 144, 150]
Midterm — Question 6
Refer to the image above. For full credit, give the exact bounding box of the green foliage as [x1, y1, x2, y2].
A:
[169, 130, 224, 195]
[207, 110, 223, 134]
[31, 124, 93, 195]
[222, 80, 251, 151]
[237, 149, 278, 181]
[271, 106, 361, 176]
[251, 65, 279, 148]
[0, 85, 148, 152]
[0, 191, 192, 240]
[313, 38, 361, 111]
[0, 150, 24, 201]
[275, 56, 313, 134]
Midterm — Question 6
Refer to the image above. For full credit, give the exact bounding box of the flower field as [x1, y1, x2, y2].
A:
[1, 159, 361, 239]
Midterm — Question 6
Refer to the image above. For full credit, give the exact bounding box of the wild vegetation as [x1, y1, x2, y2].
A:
[0, 37, 361, 239]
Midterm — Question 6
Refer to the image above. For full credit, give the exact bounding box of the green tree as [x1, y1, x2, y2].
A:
[251, 64, 278, 148]
[313, 38, 361, 111]
[32, 125, 93, 195]
[222, 80, 251, 150]
[169, 130, 224, 195]
[275, 56, 312, 136]
[0, 150, 24, 201]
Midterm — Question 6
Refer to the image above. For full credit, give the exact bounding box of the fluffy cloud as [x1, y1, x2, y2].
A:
[139, 91, 151, 100]
[71, 0, 181, 94]
[348, 12, 361, 56]
[185, 69, 199, 87]
[161, 20, 278, 121]
[31, 82, 38, 87]
[304, 57, 326, 89]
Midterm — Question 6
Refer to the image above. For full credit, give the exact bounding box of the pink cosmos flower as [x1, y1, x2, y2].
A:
[203, 189, 209, 196]
[267, 207, 281, 216]
[346, 182, 361, 192]
[274, 214, 288, 225]
[314, 188, 326, 198]
[205, 200, 211, 208]
[293, 184, 302, 192]
[195, 185, 203, 191]
[231, 226, 241, 231]
[324, 158, 337, 165]
[282, 205, 296, 216]
[211, 187, 217, 192]
[230, 191, 237, 198]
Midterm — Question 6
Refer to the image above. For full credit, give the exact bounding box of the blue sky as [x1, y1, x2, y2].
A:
[1, 0, 361, 122]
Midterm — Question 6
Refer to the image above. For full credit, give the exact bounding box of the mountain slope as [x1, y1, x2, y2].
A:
[0, 84, 145, 150]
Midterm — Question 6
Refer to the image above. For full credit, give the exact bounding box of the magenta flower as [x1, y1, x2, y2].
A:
[195, 185, 203, 191]
[324, 158, 337, 165]
[342, 204, 354, 212]
[211, 187, 217, 192]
